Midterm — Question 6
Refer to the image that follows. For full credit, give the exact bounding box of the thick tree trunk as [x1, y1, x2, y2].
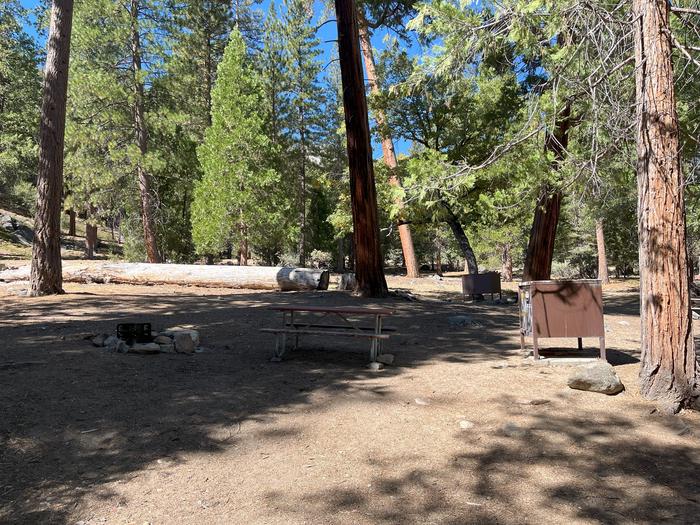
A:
[30, 0, 73, 296]
[357, 14, 419, 279]
[130, 0, 160, 263]
[523, 102, 571, 281]
[336, 236, 345, 273]
[595, 218, 609, 284]
[85, 222, 97, 259]
[523, 188, 562, 281]
[334, 0, 388, 297]
[1, 263, 330, 291]
[441, 201, 478, 274]
[634, 0, 697, 411]
[435, 244, 443, 277]
[501, 244, 513, 281]
[66, 209, 76, 236]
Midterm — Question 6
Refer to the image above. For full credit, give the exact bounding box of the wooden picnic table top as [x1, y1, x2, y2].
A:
[269, 305, 394, 316]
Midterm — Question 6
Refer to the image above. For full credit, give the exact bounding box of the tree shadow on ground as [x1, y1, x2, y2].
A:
[0, 288, 526, 523]
[265, 407, 700, 524]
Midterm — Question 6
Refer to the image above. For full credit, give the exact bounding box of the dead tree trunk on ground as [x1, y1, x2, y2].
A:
[130, 0, 160, 263]
[334, 0, 388, 297]
[634, 0, 697, 411]
[30, 0, 74, 296]
[358, 14, 419, 279]
[595, 218, 609, 284]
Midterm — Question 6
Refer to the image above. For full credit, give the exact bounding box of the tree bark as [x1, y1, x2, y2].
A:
[85, 222, 97, 259]
[357, 14, 419, 279]
[334, 0, 388, 297]
[29, 0, 73, 296]
[2, 262, 330, 291]
[634, 0, 697, 411]
[523, 101, 571, 281]
[66, 209, 76, 236]
[336, 236, 345, 272]
[130, 0, 160, 263]
[523, 188, 562, 281]
[435, 243, 443, 277]
[501, 243, 513, 281]
[595, 218, 609, 284]
[440, 200, 478, 274]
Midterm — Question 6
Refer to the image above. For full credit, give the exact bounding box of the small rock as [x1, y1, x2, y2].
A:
[154, 335, 172, 344]
[567, 361, 624, 395]
[447, 315, 483, 328]
[617, 320, 630, 326]
[517, 399, 550, 406]
[414, 398, 429, 405]
[459, 420, 475, 430]
[368, 361, 383, 371]
[174, 332, 195, 354]
[129, 342, 161, 354]
[506, 296, 517, 304]
[502, 423, 525, 437]
[693, 311, 700, 321]
[163, 328, 200, 346]
[91, 334, 108, 347]
[158, 343, 175, 353]
[194, 346, 206, 353]
[376, 353, 394, 365]
[103, 335, 120, 347]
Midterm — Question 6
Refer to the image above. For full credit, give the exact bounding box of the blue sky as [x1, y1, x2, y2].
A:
[18, 0, 418, 156]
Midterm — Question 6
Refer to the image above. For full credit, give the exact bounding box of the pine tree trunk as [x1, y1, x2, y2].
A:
[239, 223, 249, 266]
[523, 188, 562, 281]
[595, 218, 609, 284]
[357, 14, 419, 279]
[85, 222, 97, 259]
[334, 0, 387, 297]
[29, 0, 73, 296]
[441, 200, 478, 274]
[336, 236, 345, 272]
[523, 102, 571, 281]
[67, 209, 76, 236]
[634, 0, 697, 411]
[298, 84, 307, 267]
[435, 243, 443, 277]
[501, 243, 513, 281]
[130, 0, 160, 263]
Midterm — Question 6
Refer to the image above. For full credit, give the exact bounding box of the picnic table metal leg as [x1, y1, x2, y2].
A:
[599, 336, 606, 361]
[533, 333, 540, 360]
[291, 311, 299, 350]
[578, 337, 583, 352]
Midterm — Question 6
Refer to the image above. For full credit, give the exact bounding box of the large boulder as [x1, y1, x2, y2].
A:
[568, 361, 624, 395]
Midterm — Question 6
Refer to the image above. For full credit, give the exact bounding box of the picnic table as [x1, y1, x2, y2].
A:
[260, 305, 394, 362]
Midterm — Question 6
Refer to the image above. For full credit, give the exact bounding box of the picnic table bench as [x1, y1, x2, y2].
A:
[260, 305, 395, 362]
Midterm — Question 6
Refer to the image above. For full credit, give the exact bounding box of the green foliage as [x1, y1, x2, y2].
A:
[0, 1, 41, 210]
[191, 30, 284, 258]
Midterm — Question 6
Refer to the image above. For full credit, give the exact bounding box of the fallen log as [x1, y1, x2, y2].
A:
[0, 262, 330, 291]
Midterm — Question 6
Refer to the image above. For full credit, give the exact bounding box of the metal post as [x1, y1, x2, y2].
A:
[599, 336, 606, 361]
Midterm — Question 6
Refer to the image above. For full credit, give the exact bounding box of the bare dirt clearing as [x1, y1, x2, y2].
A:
[1, 274, 699, 524]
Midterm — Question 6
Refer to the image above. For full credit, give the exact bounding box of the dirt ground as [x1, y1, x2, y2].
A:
[1, 270, 699, 525]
